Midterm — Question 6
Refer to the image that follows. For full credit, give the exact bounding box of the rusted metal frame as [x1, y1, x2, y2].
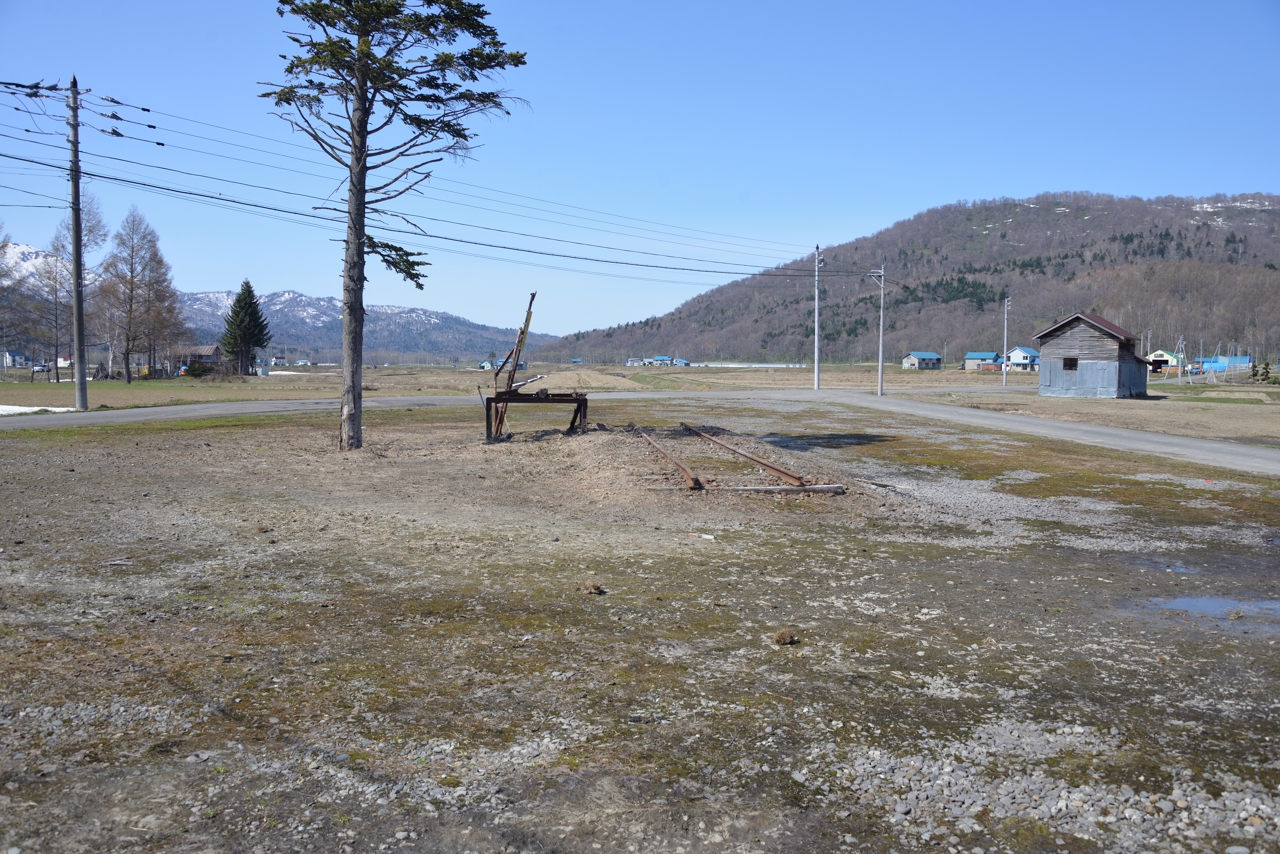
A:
[639, 431, 703, 490]
[486, 391, 588, 442]
[492, 292, 537, 437]
[680, 423, 805, 486]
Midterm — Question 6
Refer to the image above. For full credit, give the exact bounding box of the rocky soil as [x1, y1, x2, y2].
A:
[0, 398, 1277, 853]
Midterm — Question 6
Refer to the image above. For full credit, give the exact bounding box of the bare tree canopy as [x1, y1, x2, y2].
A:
[99, 207, 184, 384]
[263, 0, 525, 449]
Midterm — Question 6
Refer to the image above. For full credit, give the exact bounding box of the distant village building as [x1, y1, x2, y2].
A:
[902, 351, 942, 370]
[1146, 349, 1182, 373]
[964, 351, 999, 371]
[1034, 312, 1147, 398]
[1005, 346, 1040, 372]
[175, 345, 223, 366]
[4, 351, 32, 368]
[625, 357, 644, 367]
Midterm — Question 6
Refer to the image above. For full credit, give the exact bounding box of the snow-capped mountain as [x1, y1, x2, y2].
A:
[3, 243, 66, 286]
[180, 289, 554, 360]
[0, 242, 101, 289]
[3, 242, 550, 359]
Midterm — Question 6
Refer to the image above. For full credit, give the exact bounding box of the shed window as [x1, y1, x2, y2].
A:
[1063, 357, 1079, 371]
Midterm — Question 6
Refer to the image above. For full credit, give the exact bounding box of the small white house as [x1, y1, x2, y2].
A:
[625, 357, 643, 367]
[1005, 346, 1040, 372]
[902, 351, 942, 370]
[4, 351, 32, 368]
[964, 351, 999, 371]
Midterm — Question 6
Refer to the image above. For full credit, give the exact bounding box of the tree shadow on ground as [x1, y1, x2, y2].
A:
[757, 432, 895, 452]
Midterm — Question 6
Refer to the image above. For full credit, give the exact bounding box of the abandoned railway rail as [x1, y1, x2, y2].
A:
[639, 429, 704, 489]
[681, 423, 806, 486]
[637, 424, 844, 494]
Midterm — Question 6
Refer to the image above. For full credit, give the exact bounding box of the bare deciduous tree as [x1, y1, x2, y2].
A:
[99, 208, 182, 383]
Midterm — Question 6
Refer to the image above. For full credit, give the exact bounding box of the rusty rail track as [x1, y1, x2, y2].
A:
[680, 423, 805, 486]
[639, 430, 703, 490]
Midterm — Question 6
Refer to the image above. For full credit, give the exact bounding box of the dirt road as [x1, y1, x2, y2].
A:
[6, 387, 1279, 478]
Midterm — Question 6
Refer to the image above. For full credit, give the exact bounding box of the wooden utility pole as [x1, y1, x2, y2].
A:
[67, 77, 88, 411]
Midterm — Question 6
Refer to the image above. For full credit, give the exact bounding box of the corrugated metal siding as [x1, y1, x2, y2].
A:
[1118, 359, 1148, 398]
[1040, 359, 1120, 397]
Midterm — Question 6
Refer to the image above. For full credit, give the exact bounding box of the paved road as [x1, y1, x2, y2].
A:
[2, 388, 1277, 477]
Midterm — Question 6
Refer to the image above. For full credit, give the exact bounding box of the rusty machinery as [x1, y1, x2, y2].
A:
[484, 292, 588, 442]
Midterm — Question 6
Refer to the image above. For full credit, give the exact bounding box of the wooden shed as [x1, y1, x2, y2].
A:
[1033, 312, 1147, 398]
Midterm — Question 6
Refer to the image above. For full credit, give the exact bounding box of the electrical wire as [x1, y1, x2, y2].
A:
[11, 96, 802, 263]
[88, 90, 809, 253]
[0, 130, 792, 271]
[4, 87, 884, 294]
[0, 183, 65, 203]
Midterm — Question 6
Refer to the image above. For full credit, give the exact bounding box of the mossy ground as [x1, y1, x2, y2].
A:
[0, 398, 1277, 852]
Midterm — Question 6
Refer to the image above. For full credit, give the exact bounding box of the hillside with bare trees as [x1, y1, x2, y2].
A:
[533, 192, 1280, 365]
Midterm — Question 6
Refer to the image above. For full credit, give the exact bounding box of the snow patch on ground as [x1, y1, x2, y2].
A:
[0, 405, 76, 416]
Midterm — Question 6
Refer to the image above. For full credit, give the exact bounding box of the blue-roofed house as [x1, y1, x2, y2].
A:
[964, 351, 999, 371]
[1006, 346, 1040, 372]
[902, 351, 942, 370]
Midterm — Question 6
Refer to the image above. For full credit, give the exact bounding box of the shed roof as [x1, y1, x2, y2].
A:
[964, 351, 998, 360]
[907, 351, 941, 359]
[1033, 312, 1137, 343]
[182, 345, 222, 357]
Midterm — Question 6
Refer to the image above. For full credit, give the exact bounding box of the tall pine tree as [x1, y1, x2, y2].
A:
[220, 279, 272, 375]
[264, 0, 525, 449]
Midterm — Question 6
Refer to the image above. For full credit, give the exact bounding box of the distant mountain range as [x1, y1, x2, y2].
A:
[178, 290, 554, 361]
[1, 244, 551, 361]
[533, 192, 1280, 364]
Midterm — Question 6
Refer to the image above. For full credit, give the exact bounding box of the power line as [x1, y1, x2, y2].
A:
[1, 130, 789, 271]
[10, 97, 800, 263]
[0, 151, 794, 278]
[430, 176, 809, 251]
[0, 183, 65, 202]
[87, 90, 807, 254]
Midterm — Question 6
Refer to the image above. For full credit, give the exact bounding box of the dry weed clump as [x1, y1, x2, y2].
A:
[774, 628, 799, 646]
[578, 582, 607, 595]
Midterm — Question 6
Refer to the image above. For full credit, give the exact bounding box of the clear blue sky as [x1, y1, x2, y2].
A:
[2, 0, 1278, 335]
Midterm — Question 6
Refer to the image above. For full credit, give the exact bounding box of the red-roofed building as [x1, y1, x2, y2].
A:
[1033, 312, 1147, 398]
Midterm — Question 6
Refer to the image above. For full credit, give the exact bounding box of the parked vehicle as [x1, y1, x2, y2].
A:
[32, 364, 50, 373]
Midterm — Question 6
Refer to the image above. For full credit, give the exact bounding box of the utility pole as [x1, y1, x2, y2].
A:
[1002, 296, 1010, 388]
[813, 245, 824, 390]
[67, 77, 88, 411]
[868, 256, 887, 396]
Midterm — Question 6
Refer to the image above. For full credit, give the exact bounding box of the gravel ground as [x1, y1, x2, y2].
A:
[0, 399, 1277, 854]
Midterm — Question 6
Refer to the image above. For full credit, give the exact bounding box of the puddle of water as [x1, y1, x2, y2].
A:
[1158, 597, 1280, 620]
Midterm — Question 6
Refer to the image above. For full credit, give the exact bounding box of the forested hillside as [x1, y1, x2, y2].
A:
[533, 192, 1280, 364]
